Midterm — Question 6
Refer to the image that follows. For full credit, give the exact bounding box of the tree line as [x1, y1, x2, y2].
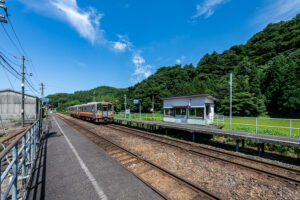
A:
[48, 14, 300, 117]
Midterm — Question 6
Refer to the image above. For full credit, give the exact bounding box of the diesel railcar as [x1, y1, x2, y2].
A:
[68, 102, 113, 123]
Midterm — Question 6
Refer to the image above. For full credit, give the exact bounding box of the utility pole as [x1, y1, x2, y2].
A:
[41, 83, 44, 99]
[139, 101, 141, 120]
[15, 56, 31, 127]
[0, 0, 7, 24]
[41, 82, 44, 118]
[21, 56, 25, 127]
[229, 72, 232, 130]
[124, 94, 127, 119]
[152, 94, 154, 121]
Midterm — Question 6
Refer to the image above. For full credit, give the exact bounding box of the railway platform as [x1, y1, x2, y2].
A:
[114, 118, 300, 153]
[26, 114, 163, 200]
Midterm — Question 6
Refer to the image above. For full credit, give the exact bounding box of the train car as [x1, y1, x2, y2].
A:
[68, 102, 114, 123]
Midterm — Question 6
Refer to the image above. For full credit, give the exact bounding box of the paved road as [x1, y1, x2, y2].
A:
[26, 114, 163, 200]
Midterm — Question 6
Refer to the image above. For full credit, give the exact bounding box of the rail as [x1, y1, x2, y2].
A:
[0, 120, 43, 200]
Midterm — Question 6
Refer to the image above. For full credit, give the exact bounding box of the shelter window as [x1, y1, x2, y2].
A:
[189, 108, 196, 117]
[164, 109, 169, 116]
[164, 108, 172, 116]
[196, 108, 204, 118]
[175, 108, 181, 115]
[170, 108, 174, 116]
[182, 108, 186, 115]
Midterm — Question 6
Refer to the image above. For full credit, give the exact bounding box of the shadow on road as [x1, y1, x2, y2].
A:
[26, 131, 61, 200]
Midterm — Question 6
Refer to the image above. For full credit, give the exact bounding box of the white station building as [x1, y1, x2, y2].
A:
[162, 94, 217, 125]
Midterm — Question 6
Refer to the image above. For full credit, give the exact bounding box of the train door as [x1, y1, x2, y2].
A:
[97, 104, 102, 117]
[102, 105, 108, 117]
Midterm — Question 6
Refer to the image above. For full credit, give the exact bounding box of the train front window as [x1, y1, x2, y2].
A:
[97, 104, 102, 113]
[108, 104, 113, 111]
[103, 106, 108, 111]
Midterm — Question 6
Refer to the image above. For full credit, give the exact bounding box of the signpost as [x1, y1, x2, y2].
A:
[42, 98, 49, 133]
[125, 109, 130, 117]
[133, 99, 141, 120]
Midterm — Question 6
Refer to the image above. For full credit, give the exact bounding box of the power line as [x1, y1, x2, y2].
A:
[0, 23, 22, 55]
[6, 16, 28, 58]
[0, 61, 21, 80]
[25, 78, 39, 95]
[0, 50, 19, 66]
[5, 13, 41, 84]
[1, 64, 15, 89]
[0, 54, 21, 76]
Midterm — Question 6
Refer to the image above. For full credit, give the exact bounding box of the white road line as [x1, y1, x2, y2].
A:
[52, 115, 108, 200]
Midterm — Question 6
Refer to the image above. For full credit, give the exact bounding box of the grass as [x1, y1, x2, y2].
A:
[114, 112, 164, 122]
[115, 112, 300, 138]
[215, 116, 300, 138]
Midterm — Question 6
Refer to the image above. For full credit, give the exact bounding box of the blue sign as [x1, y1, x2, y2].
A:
[125, 109, 130, 116]
[133, 99, 139, 104]
[42, 98, 49, 103]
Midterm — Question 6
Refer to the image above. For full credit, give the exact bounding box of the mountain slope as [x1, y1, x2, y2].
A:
[48, 14, 300, 117]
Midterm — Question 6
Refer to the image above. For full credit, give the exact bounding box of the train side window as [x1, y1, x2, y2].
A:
[97, 104, 102, 112]
[108, 104, 112, 111]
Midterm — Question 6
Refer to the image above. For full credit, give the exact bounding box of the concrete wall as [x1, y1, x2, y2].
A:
[163, 97, 214, 108]
[0, 91, 38, 122]
[163, 116, 213, 125]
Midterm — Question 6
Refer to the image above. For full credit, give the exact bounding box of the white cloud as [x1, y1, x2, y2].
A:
[131, 53, 153, 83]
[192, 0, 226, 19]
[19, 0, 103, 43]
[50, 0, 103, 43]
[19, 0, 154, 81]
[113, 42, 127, 51]
[176, 56, 185, 64]
[132, 55, 145, 65]
[252, 0, 300, 26]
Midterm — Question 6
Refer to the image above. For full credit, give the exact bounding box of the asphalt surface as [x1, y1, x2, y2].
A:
[26, 114, 163, 200]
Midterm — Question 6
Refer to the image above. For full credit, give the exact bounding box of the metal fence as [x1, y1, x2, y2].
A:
[214, 115, 300, 138]
[0, 120, 43, 200]
[115, 112, 300, 138]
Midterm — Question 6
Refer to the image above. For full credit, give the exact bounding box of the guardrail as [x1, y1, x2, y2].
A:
[214, 115, 300, 138]
[0, 120, 43, 200]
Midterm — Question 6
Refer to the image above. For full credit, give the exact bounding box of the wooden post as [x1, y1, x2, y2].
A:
[236, 140, 239, 152]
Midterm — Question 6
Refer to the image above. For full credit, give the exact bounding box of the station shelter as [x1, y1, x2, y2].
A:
[162, 94, 217, 125]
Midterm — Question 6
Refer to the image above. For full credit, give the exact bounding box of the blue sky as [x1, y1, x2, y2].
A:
[0, 0, 299, 96]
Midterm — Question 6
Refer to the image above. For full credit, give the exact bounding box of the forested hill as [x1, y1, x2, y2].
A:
[48, 14, 300, 117]
[47, 86, 127, 111]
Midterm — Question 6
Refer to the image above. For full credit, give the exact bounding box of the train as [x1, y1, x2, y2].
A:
[68, 102, 114, 123]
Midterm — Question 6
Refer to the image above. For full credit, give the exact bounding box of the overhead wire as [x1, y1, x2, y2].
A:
[0, 60, 21, 80]
[0, 54, 21, 77]
[2, 11, 41, 92]
[7, 15, 41, 84]
[0, 23, 22, 55]
[6, 16, 28, 58]
[0, 50, 19, 66]
[6, 15, 41, 84]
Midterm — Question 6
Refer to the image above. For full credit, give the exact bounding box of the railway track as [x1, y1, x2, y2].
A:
[105, 124, 300, 185]
[57, 114, 222, 200]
